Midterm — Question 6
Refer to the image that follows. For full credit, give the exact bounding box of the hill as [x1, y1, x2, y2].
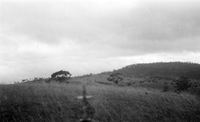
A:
[112, 62, 200, 80]
[2, 62, 199, 121]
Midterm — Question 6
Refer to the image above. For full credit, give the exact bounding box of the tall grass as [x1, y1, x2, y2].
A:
[0, 83, 199, 122]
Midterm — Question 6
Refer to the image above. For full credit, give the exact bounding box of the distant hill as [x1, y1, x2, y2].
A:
[112, 62, 200, 80]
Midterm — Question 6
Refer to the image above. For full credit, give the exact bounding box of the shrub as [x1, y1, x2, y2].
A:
[107, 73, 123, 86]
[139, 81, 145, 84]
[163, 84, 169, 92]
[175, 76, 191, 92]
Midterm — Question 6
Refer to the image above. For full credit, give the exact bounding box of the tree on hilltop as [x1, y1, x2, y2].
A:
[51, 70, 71, 82]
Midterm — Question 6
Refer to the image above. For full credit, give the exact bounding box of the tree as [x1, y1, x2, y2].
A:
[175, 76, 191, 91]
[51, 70, 71, 82]
[107, 73, 123, 86]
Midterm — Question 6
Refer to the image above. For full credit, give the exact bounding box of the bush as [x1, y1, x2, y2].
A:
[175, 76, 191, 92]
[107, 73, 123, 86]
[163, 84, 169, 92]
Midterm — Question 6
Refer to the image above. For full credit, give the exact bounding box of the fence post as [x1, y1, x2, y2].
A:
[77, 84, 95, 122]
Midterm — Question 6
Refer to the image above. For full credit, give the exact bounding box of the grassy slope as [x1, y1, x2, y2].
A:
[115, 62, 200, 80]
[0, 83, 200, 122]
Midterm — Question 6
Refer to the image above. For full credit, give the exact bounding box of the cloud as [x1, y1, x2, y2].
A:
[1, 0, 200, 83]
[1, 0, 200, 53]
[0, 0, 137, 44]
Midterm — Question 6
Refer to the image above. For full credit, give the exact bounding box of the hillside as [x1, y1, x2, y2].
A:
[2, 62, 200, 121]
[112, 62, 200, 80]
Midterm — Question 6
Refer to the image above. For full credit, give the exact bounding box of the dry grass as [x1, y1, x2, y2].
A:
[0, 82, 200, 122]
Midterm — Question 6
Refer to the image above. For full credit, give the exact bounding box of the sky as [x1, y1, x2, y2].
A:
[1, 0, 200, 83]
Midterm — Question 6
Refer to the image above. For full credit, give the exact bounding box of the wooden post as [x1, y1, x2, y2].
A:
[77, 84, 95, 122]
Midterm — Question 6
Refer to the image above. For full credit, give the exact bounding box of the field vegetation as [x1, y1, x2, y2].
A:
[1, 62, 200, 122]
[0, 82, 200, 122]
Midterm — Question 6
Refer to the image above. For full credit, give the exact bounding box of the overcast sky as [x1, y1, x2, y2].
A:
[1, 0, 200, 83]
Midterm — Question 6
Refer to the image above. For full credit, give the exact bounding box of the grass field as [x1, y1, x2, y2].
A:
[0, 82, 200, 122]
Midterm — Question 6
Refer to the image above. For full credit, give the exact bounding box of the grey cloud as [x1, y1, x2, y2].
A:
[98, 1, 200, 54]
[1, 0, 200, 56]
[1, 1, 109, 44]
[111, 1, 200, 40]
